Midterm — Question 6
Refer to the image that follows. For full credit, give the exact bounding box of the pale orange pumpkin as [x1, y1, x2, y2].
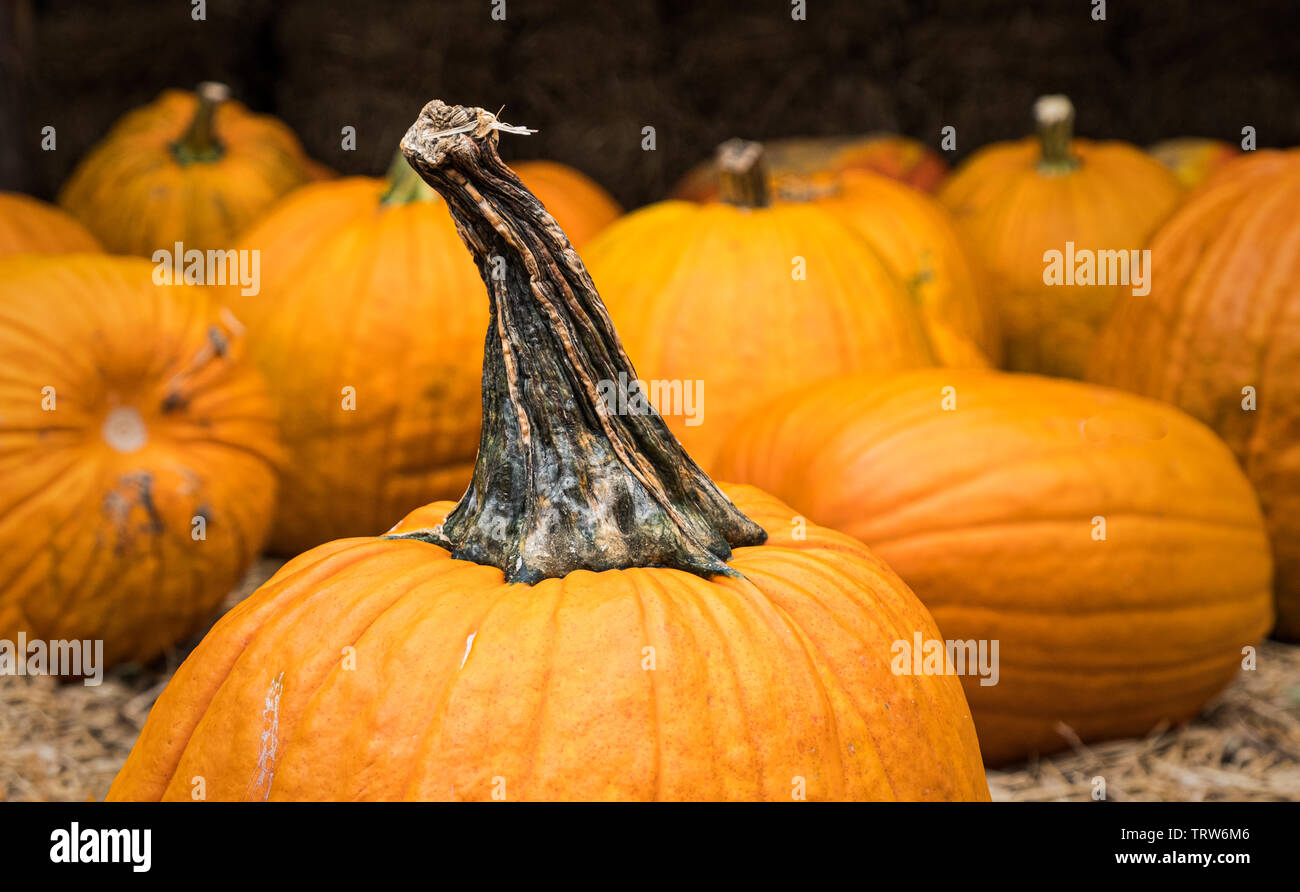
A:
[1147, 137, 1239, 190]
[107, 102, 988, 802]
[939, 95, 1181, 378]
[0, 191, 101, 258]
[715, 368, 1274, 763]
[585, 140, 964, 471]
[1090, 149, 1300, 640]
[58, 82, 315, 256]
[224, 154, 620, 555]
[673, 132, 948, 201]
[0, 254, 280, 667]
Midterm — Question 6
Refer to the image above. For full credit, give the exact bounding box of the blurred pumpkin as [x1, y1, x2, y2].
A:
[939, 95, 1181, 378]
[0, 191, 101, 258]
[673, 132, 948, 201]
[0, 255, 280, 667]
[1090, 149, 1300, 640]
[1147, 137, 1239, 190]
[107, 101, 988, 802]
[58, 82, 314, 256]
[819, 169, 1000, 367]
[715, 368, 1274, 763]
[224, 152, 620, 555]
[586, 139, 969, 471]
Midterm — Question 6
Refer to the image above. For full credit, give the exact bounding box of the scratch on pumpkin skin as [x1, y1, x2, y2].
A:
[244, 672, 285, 802]
[459, 631, 477, 670]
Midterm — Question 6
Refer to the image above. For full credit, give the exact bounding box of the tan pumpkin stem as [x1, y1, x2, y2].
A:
[716, 138, 771, 208]
[172, 81, 230, 164]
[1034, 94, 1079, 174]
[395, 100, 766, 583]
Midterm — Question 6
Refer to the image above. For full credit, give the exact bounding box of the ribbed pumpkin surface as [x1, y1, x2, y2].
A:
[715, 369, 1274, 763]
[58, 89, 313, 256]
[823, 170, 999, 367]
[0, 255, 279, 666]
[107, 484, 988, 801]
[940, 137, 1180, 377]
[584, 199, 941, 470]
[1090, 149, 1300, 640]
[225, 165, 619, 555]
[0, 192, 101, 258]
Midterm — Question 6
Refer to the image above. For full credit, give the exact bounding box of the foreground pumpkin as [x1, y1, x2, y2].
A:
[58, 82, 315, 256]
[1090, 149, 1300, 640]
[715, 368, 1273, 764]
[224, 154, 619, 555]
[0, 255, 279, 667]
[939, 95, 1181, 378]
[109, 102, 988, 801]
[0, 192, 101, 258]
[1147, 137, 1239, 190]
[673, 132, 948, 201]
[585, 140, 967, 471]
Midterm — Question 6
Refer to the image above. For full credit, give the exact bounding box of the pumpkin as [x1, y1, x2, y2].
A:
[715, 368, 1274, 764]
[0, 255, 280, 667]
[585, 140, 965, 471]
[939, 95, 1181, 378]
[224, 153, 619, 555]
[1089, 149, 1300, 640]
[673, 132, 948, 201]
[0, 192, 101, 258]
[107, 102, 989, 802]
[1148, 137, 1239, 190]
[819, 169, 1000, 367]
[58, 82, 314, 256]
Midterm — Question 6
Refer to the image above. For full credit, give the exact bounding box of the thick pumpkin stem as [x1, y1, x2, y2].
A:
[380, 149, 437, 205]
[172, 81, 230, 164]
[1034, 94, 1079, 174]
[716, 139, 770, 208]
[396, 100, 766, 583]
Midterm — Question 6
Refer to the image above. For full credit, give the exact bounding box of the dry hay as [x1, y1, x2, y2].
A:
[3, 559, 1299, 802]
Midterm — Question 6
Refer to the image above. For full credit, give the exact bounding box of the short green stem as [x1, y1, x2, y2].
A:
[171, 81, 230, 165]
[1034, 94, 1080, 174]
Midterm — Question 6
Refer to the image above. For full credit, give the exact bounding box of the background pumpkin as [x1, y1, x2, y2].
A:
[1147, 137, 1239, 190]
[939, 95, 1181, 378]
[224, 153, 620, 555]
[58, 82, 315, 256]
[1089, 149, 1300, 641]
[715, 368, 1274, 764]
[819, 169, 1000, 367]
[585, 140, 963, 471]
[672, 132, 948, 201]
[107, 101, 989, 802]
[0, 254, 280, 667]
[0, 192, 101, 259]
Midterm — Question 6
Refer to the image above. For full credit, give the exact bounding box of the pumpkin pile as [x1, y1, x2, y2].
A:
[0, 80, 1292, 799]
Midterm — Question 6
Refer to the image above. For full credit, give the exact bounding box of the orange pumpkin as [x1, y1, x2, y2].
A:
[1090, 149, 1300, 640]
[673, 132, 948, 201]
[585, 140, 968, 471]
[0, 255, 280, 667]
[59, 82, 314, 256]
[1148, 137, 1239, 190]
[0, 192, 101, 258]
[715, 368, 1274, 764]
[224, 153, 619, 555]
[821, 169, 1000, 367]
[939, 95, 1181, 378]
[107, 102, 988, 802]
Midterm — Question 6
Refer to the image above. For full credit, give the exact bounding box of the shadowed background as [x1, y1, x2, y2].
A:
[3, 0, 1298, 208]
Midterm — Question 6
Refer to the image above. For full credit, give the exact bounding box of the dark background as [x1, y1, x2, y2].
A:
[3, 0, 1298, 208]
